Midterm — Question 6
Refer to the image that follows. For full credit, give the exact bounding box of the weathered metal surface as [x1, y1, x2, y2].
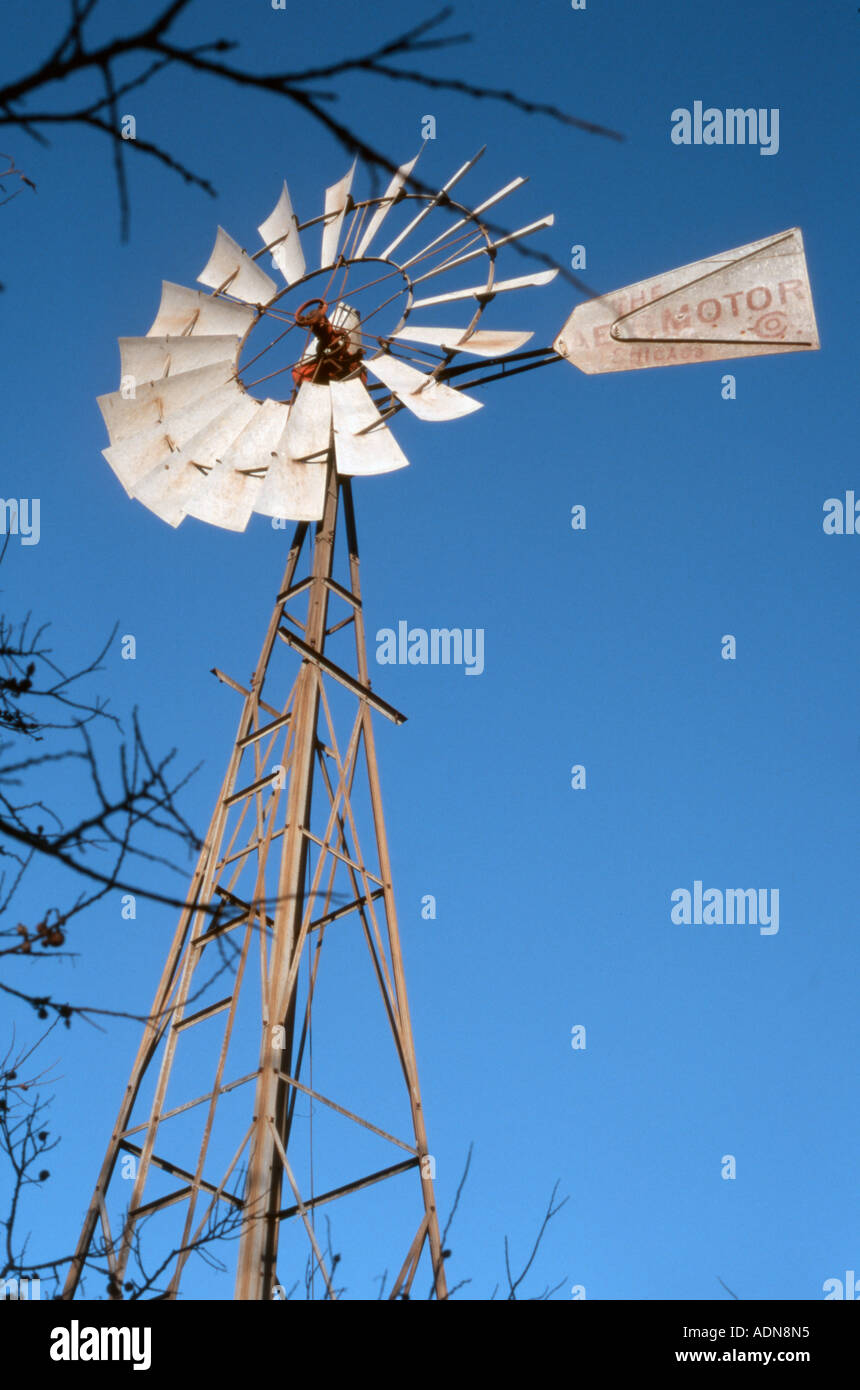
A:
[257, 181, 307, 285]
[198, 227, 278, 304]
[131, 397, 257, 526]
[130, 451, 206, 527]
[366, 352, 483, 421]
[254, 451, 326, 521]
[410, 267, 557, 309]
[101, 390, 241, 494]
[119, 334, 241, 381]
[320, 162, 356, 269]
[183, 462, 262, 531]
[282, 380, 332, 461]
[179, 398, 265, 529]
[554, 228, 819, 373]
[330, 378, 409, 476]
[146, 280, 255, 339]
[392, 326, 533, 357]
[97, 363, 239, 441]
[220, 397, 290, 471]
[187, 399, 289, 529]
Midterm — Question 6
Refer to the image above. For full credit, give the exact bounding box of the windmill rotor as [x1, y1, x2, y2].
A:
[97, 149, 557, 534]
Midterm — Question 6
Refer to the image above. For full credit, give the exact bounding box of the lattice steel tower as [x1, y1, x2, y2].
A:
[63, 149, 558, 1300]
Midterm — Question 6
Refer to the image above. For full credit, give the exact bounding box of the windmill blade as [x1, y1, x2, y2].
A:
[147, 282, 256, 339]
[119, 335, 241, 383]
[330, 378, 409, 476]
[320, 162, 356, 269]
[400, 177, 527, 270]
[183, 464, 263, 531]
[282, 381, 332, 461]
[365, 353, 482, 422]
[258, 181, 307, 285]
[131, 455, 206, 528]
[219, 397, 290, 470]
[175, 397, 264, 528]
[97, 363, 240, 442]
[184, 398, 290, 529]
[132, 397, 259, 527]
[198, 227, 278, 305]
[411, 268, 558, 310]
[254, 445, 327, 522]
[354, 153, 421, 260]
[391, 327, 533, 358]
[411, 216, 555, 285]
[380, 147, 486, 260]
[103, 431, 174, 496]
[101, 390, 244, 495]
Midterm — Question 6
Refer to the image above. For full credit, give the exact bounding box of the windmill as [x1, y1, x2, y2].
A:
[63, 149, 818, 1302]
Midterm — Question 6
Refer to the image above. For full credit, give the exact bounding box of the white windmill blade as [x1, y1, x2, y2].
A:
[258, 181, 307, 285]
[411, 216, 555, 285]
[101, 390, 246, 494]
[320, 161, 357, 269]
[97, 363, 240, 442]
[131, 397, 259, 527]
[103, 431, 174, 496]
[131, 455, 206, 528]
[219, 397, 290, 470]
[254, 449, 327, 522]
[197, 227, 278, 305]
[410, 267, 558, 310]
[391, 327, 533, 357]
[147, 281, 256, 339]
[353, 152, 421, 260]
[330, 378, 409, 476]
[183, 463, 263, 531]
[119, 335, 241, 383]
[282, 381, 332, 461]
[186, 399, 289, 530]
[400, 177, 527, 270]
[380, 147, 486, 260]
[365, 353, 483, 422]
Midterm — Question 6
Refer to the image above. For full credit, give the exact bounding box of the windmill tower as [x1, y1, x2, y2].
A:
[63, 149, 559, 1302]
[63, 148, 819, 1302]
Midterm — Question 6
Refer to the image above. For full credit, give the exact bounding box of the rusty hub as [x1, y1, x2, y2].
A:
[291, 297, 365, 388]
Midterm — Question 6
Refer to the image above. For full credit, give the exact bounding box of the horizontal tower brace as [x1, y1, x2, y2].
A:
[275, 1157, 420, 1222]
[277, 627, 406, 725]
[121, 1142, 244, 1210]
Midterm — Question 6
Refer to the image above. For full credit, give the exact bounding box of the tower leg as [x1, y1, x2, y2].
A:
[63, 458, 447, 1302]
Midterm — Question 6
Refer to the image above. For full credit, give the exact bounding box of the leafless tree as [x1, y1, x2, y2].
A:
[0, 539, 205, 1029]
[0, 0, 620, 286]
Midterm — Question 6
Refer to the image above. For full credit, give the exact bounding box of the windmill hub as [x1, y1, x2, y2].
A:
[290, 297, 366, 389]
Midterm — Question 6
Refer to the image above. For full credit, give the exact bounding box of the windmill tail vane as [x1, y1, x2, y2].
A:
[65, 152, 818, 1301]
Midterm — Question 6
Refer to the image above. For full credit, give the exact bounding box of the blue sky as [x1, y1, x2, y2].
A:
[2, 0, 858, 1300]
